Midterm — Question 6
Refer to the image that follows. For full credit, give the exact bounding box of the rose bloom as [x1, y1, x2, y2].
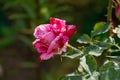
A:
[33, 18, 76, 60]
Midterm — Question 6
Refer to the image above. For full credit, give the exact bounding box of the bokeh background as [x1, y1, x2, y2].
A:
[0, 0, 110, 80]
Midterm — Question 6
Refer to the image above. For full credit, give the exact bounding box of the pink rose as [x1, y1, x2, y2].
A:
[33, 17, 76, 60]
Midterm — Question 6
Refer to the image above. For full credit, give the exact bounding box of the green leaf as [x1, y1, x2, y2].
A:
[78, 55, 97, 79]
[82, 71, 100, 80]
[97, 42, 109, 49]
[86, 45, 103, 56]
[78, 64, 85, 74]
[108, 49, 120, 53]
[80, 56, 91, 75]
[99, 61, 120, 80]
[107, 56, 120, 61]
[96, 37, 115, 50]
[91, 22, 111, 37]
[60, 76, 82, 80]
[91, 71, 100, 80]
[100, 60, 119, 70]
[77, 34, 91, 44]
[62, 50, 82, 59]
[86, 55, 97, 73]
[109, 37, 115, 43]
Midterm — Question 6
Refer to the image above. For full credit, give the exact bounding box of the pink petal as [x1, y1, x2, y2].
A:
[40, 45, 67, 60]
[33, 24, 50, 38]
[40, 52, 54, 60]
[50, 17, 66, 26]
[66, 25, 76, 38]
[41, 32, 55, 45]
[47, 33, 64, 54]
[33, 39, 48, 53]
[50, 17, 66, 31]
[62, 36, 69, 43]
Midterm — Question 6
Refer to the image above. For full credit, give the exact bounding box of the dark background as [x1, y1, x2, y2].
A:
[0, 0, 110, 80]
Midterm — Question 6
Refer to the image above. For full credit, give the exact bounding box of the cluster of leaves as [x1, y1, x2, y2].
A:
[61, 22, 120, 80]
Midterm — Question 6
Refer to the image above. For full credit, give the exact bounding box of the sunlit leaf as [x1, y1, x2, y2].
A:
[62, 50, 82, 59]
[78, 64, 85, 74]
[108, 49, 120, 53]
[79, 55, 97, 80]
[82, 71, 100, 80]
[99, 61, 120, 80]
[80, 56, 91, 75]
[109, 37, 115, 43]
[91, 71, 100, 80]
[91, 22, 111, 37]
[86, 45, 103, 56]
[96, 37, 115, 50]
[107, 56, 120, 61]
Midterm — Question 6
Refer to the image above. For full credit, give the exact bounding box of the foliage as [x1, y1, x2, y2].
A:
[60, 0, 120, 78]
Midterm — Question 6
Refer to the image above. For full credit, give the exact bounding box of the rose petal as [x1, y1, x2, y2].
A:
[41, 32, 55, 45]
[66, 25, 76, 38]
[47, 33, 64, 54]
[33, 39, 48, 53]
[33, 24, 50, 38]
[40, 45, 67, 60]
[50, 18, 66, 32]
[50, 17, 66, 27]
[40, 52, 54, 60]
[62, 36, 69, 43]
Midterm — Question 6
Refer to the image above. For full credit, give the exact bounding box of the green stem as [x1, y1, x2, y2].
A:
[114, 44, 120, 50]
[66, 44, 78, 51]
[107, 0, 113, 22]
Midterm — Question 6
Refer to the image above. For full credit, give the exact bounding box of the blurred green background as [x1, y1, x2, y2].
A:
[0, 0, 108, 80]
